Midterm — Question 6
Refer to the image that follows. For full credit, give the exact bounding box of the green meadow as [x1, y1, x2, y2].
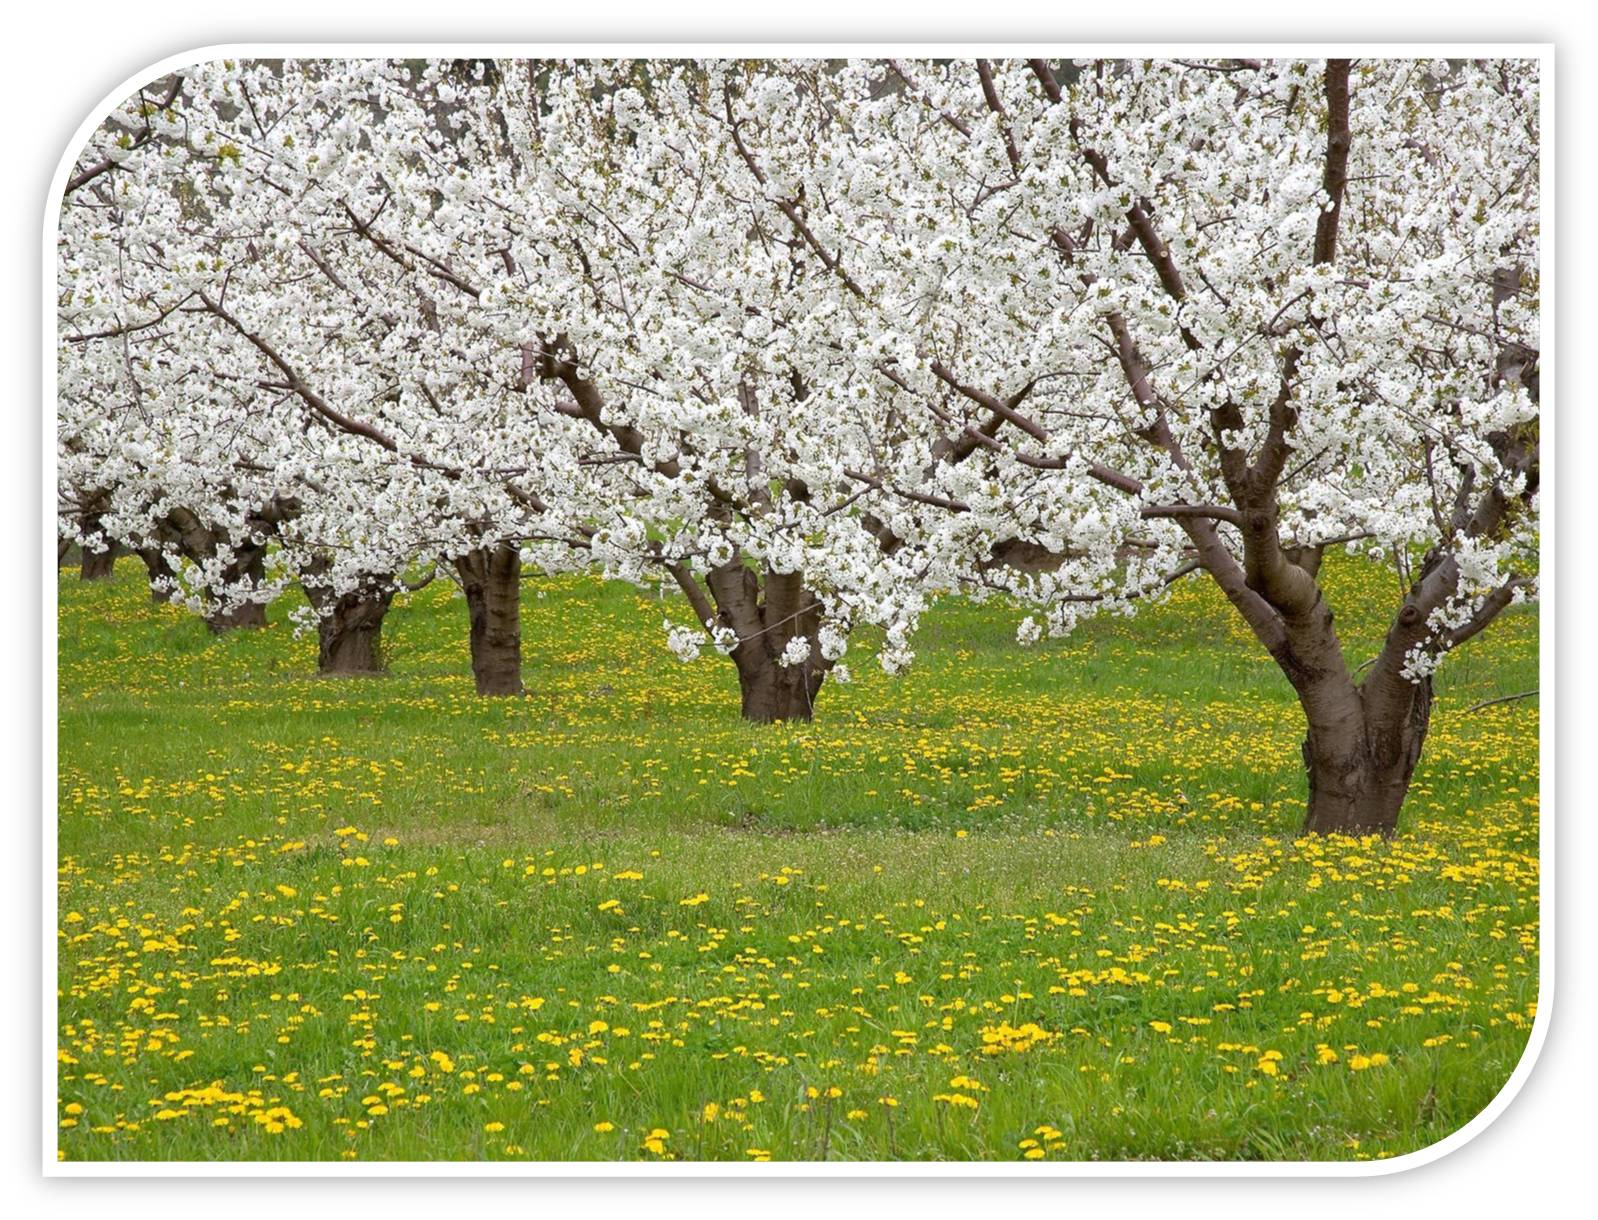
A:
[55, 556, 1539, 1162]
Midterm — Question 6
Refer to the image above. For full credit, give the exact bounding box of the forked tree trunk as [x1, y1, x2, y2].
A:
[1200, 509, 1440, 839]
[1300, 678, 1433, 837]
[79, 546, 116, 581]
[455, 543, 523, 696]
[537, 347, 844, 723]
[733, 649, 827, 724]
[701, 562, 831, 724]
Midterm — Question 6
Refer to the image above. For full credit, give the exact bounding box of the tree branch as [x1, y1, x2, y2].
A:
[1313, 60, 1353, 266]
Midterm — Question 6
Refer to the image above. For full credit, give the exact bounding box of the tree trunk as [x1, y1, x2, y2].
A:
[301, 558, 395, 675]
[1300, 677, 1433, 837]
[79, 546, 116, 581]
[455, 544, 523, 696]
[701, 561, 830, 724]
[203, 547, 268, 632]
[75, 509, 117, 580]
[135, 547, 177, 602]
[205, 600, 268, 632]
[315, 591, 394, 675]
[733, 651, 826, 724]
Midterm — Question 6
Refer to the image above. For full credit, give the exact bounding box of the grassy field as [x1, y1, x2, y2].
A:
[55, 556, 1539, 1163]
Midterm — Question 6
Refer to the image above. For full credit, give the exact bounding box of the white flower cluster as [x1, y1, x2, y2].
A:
[664, 622, 705, 664]
[778, 637, 812, 668]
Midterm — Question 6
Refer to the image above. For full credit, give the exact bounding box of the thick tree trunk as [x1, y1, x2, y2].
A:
[316, 592, 392, 674]
[455, 544, 523, 696]
[203, 547, 268, 632]
[1300, 677, 1432, 837]
[205, 600, 268, 632]
[79, 546, 116, 581]
[733, 651, 826, 724]
[699, 561, 831, 724]
[302, 557, 394, 675]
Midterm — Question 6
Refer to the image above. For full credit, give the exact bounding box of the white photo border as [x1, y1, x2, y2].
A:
[41, 40, 1557, 1179]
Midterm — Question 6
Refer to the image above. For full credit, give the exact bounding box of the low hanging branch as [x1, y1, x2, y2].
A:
[1465, 689, 1539, 714]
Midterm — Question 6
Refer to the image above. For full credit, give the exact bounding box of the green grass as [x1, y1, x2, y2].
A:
[55, 556, 1539, 1163]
